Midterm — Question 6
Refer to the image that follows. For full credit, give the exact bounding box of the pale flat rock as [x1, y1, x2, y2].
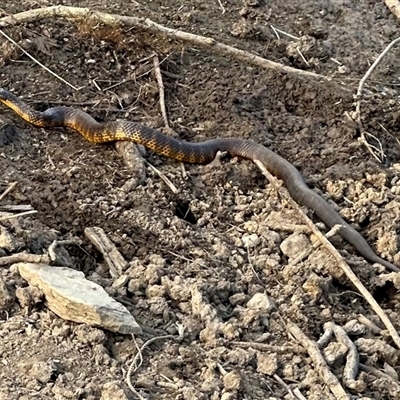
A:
[280, 233, 310, 258]
[16, 263, 142, 335]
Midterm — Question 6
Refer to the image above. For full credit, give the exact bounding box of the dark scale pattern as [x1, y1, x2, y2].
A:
[0, 88, 398, 272]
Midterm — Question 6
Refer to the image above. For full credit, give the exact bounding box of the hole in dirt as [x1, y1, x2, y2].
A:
[373, 281, 397, 303]
[175, 200, 197, 224]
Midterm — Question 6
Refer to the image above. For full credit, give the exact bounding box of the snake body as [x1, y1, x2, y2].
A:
[0, 88, 398, 272]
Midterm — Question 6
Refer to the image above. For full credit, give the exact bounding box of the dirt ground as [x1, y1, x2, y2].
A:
[1, 0, 400, 399]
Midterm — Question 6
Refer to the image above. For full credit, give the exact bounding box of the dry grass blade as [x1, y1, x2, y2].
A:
[354, 36, 400, 161]
[126, 326, 184, 396]
[0, 29, 79, 90]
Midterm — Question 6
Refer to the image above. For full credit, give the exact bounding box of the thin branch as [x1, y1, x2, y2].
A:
[0, 181, 18, 202]
[144, 160, 179, 194]
[319, 322, 364, 391]
[359, 363, 400, 384]
[217, 0, 226, 14]
[288, 322, 351, 400]
[0, 6, 341, 85]
[0, 239, 77, 267]
[153, 55, 169, 128]
[126, 326, 184, 395]
[0, 29, 79, 90]
[0, 210, 37, 221]
[84, 227, 128, 278]
[0, 252, 50, 266]
[233, 341, 305, 354]
[355, 37, 400, 124]
[354, 37, 400, 161]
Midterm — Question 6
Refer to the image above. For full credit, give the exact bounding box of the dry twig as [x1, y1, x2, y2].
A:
[318, 322, 363, 391]
[0, 205, 34, 212]
[114, 141, 147, 190]
[254, 159, 400, 349]
[84, 227, 127, 278]
[233, 341, 304, 354]
[357, 314, 382, 335]
[217, 0, 226, 14]
[0, 252, 50, 267]
[126, 325, 185, 396]
[0, 181, 18, 202]
[153, 55, 169, 128]
[0, 210, 37, 221]
[288, 322, 351, 400]
[0, 6, 338, 84]
[354, 37, 400, 161]
[0, 239, 75, 267]
[273, 373, 306, 400]
[359, 363, 400, 384]
[144, 160, 179, 194]
[0, 29, 78, 90]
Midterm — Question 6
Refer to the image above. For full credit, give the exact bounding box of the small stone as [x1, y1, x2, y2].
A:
[51, 384, 77, 399]
[256, 352, 278, 375]
[15, 286, 43, 308]
[320, 308, 332, 319]
[280, 233, 310, 258]
[242, 233, 261, 248]
[246, 292, 275, 313]
[200, 364, 220, 393]
[127, 278, 144, 294]
[0, 226, 20, 251]
[241, 292, 274, 326]
[223, 371, 242, 391]
[220, 322, 239, 340]
[180, 387, 200, 400]
[322, 342, 348, 366]
[52, 325, 71, 338]
[74, 325, 107, 345]
[392, 273, 400, 290]
[229, 293, 247, 306]
[225, 348, 254, 366]
[25, 360, 57, 383]
[355, 338, 398, 365]
[168, 284, 191, 302]
[199, 324, 219, 346]
[149, 296, 169, 315]
[338, 65, 349, 74]
[112, 274, 129, 289]
[17, 263, 142, 334]
[101, 382, 129, 400]
[146, 284, 166, 298]
[243, 221, 258, 233]
[148, 254, 166, 267]
[302, 273, 331, 301]
[343, 320, 366, 335]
